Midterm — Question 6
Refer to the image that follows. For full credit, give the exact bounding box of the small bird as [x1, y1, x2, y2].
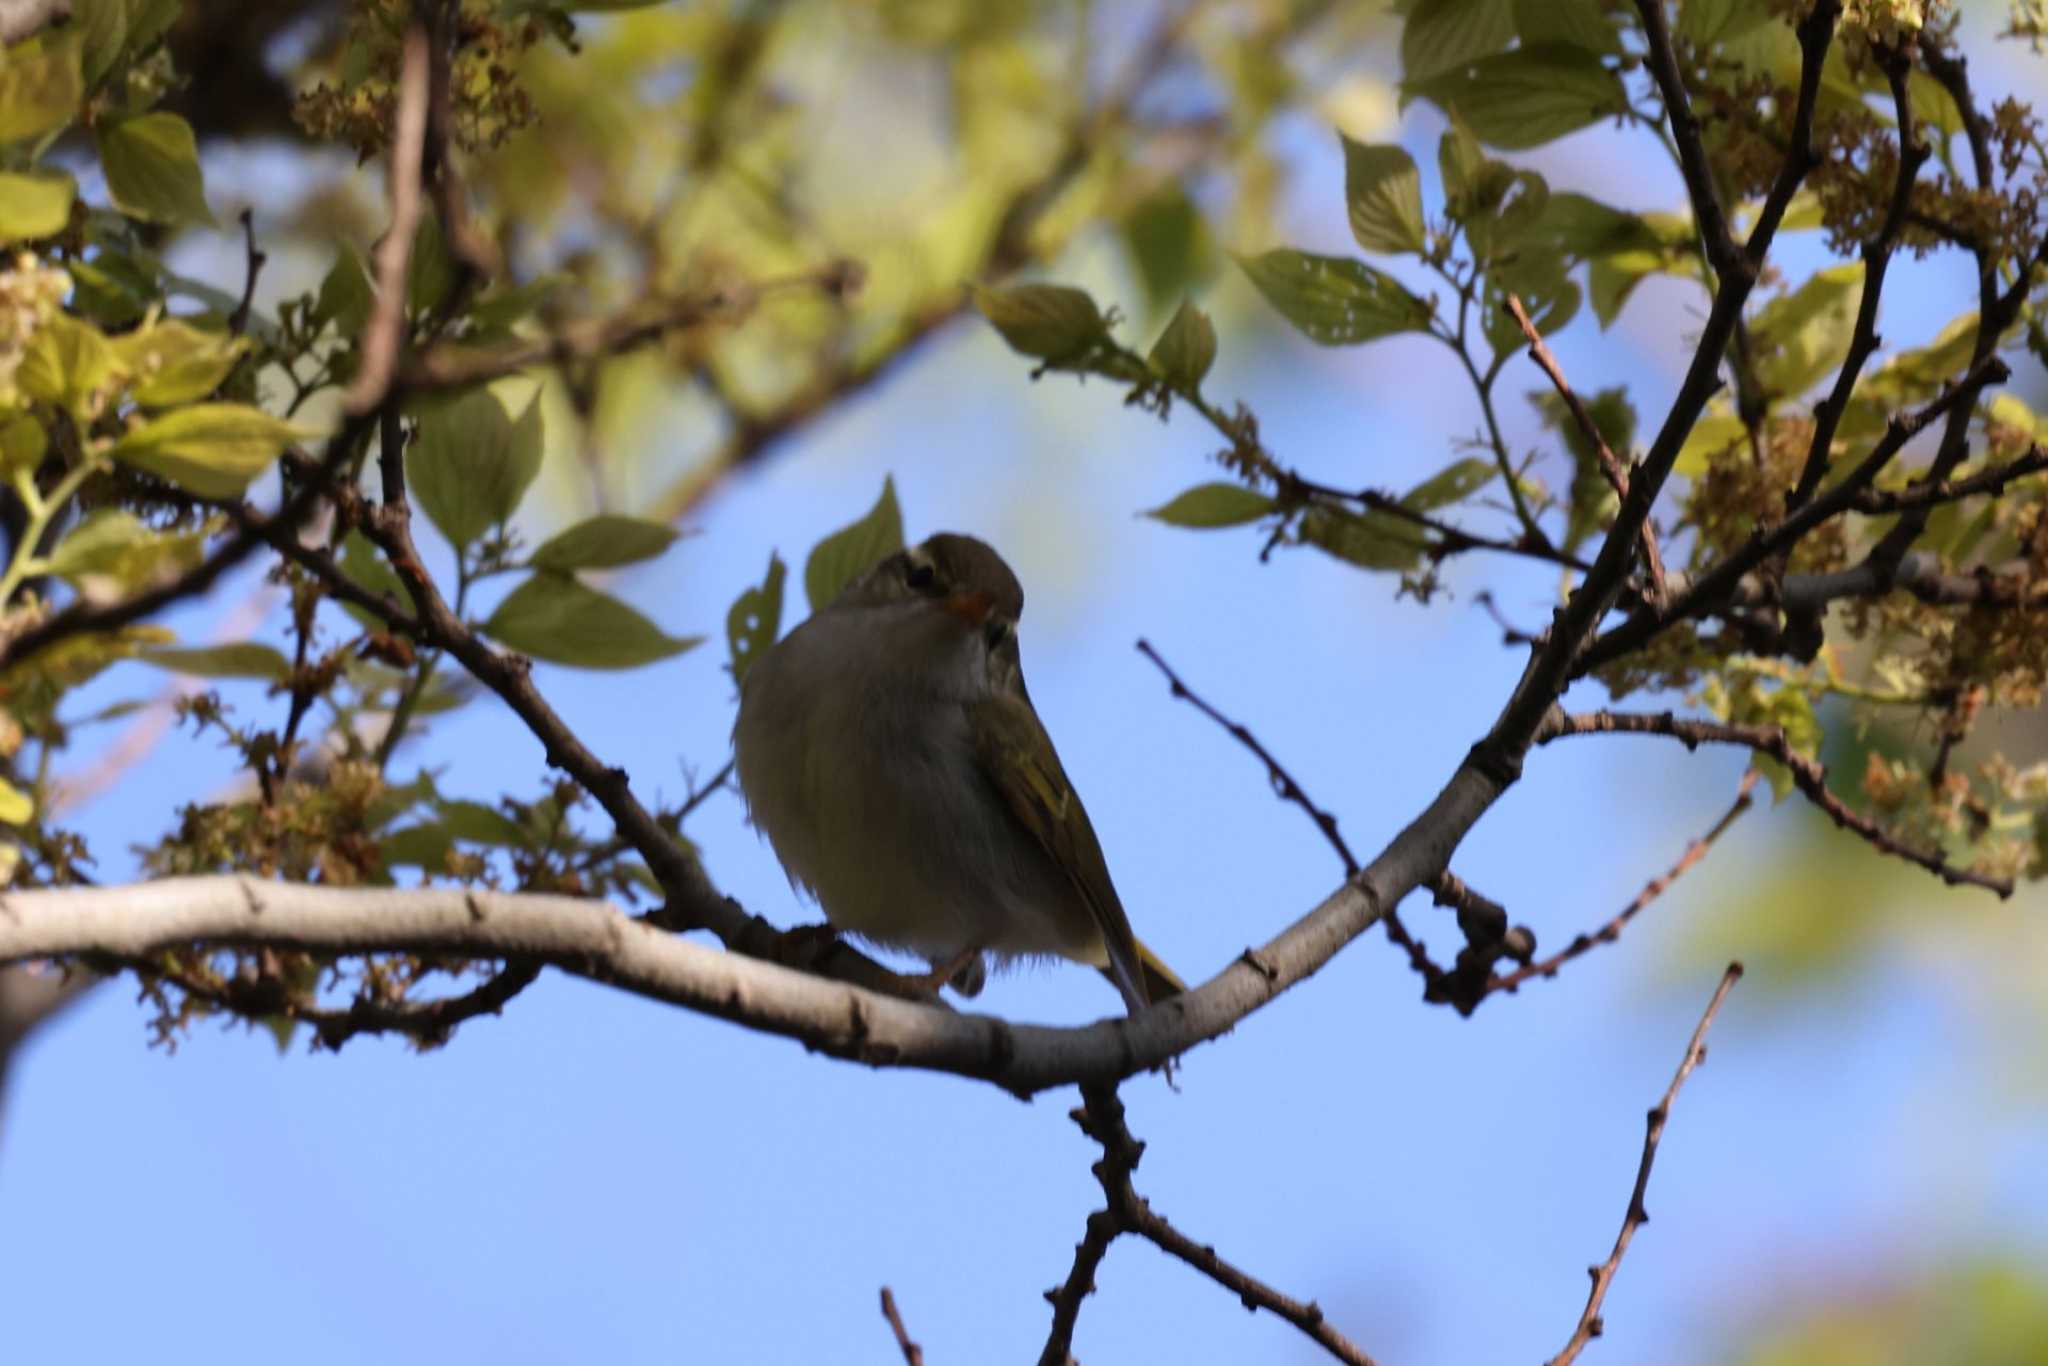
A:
[732, 532, 1181, 1015]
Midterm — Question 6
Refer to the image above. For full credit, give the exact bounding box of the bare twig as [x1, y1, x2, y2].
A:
[1489, 772, 1759, 998]
[879, 1288, 925, 1366]
[1506, 292, 1668, 604]
[1040, 1084, 1380, 1366]
[228, 208, 267, 337]
[1547, 963, 1745, 1366]
[1538, 709, 2012, 896]
[341, 21, 430, 418]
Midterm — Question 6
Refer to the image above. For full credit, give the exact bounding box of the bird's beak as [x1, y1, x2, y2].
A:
[944, 589, 996, 627]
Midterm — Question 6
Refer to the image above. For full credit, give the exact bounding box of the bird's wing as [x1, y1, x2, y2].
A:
[967, 687, 1151, 1014]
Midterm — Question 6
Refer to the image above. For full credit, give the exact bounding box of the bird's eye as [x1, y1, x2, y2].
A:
[904, 560, 937, 592]
[984, 617, 1010, 649]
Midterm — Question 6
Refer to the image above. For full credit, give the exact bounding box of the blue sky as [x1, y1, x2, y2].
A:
[4, 11, 2047, 1365]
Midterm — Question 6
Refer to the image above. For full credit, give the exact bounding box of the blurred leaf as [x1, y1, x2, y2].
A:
[112, 318, 249, 407]
[1463, 164, 1549, 264]
[1513, 0, 1619, 51]
[77, 0, 127, 88]
[1404, 46, 1629, 150]
[726, 551, 786, 685]
[1674, 411, 1748, 476]
[314, 243, 374, 338]
[1122, 188, 1215, 312]
[1341, 135, 1427, 255]
[1236, 250, 1433, 346]
[1679, 0, 1777, 45]
[137, 643, 293, 681]
[337, 530, 406, 629]
[1485, 256, 1580, 353]
[0, 30, 82, 143]
[0, 412, 46, 478]
[0, 775, 31, 825]
[804, 476, 903, 613]
[1148, 300, 1217, 391]
[437, 799, 527, 846]
[110, 403, 305, 498]
[45, 508, 205, 590]
[380, 823, 454, 871]
[1401, 457, 1496, 511]
[971, 283, 1110, 360]
[1752, 262, 1864, 399]
[1401, 0, 1516, 81]
[1300, 506, 1428, 571]
[483, 572, 702, 669]
[1525, 191, 1670, 259]
[410, 388, 544, 548]
[529, 515, 680, 571]
[407, 211, 455, 317]
[97, 112, 214, 226]
[17, 311, 118, 420]
[1437, 109, 1486, 210]
[0, 169, 73, 243]
[1145, 482, 1275, 528]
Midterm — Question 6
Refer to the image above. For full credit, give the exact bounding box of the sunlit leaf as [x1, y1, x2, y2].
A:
[110, 403, 306, 498]
[0, 30, 82, 143]
[17, 312, 119, 420]
[971, 283, 1111, 361]
[0, 775, 32, 825]
[112, 318, 249, 407]
[0, 169, 74, 243]
[483, 572, 702, 669]
[45, 508, 206, 590]
[1148, 300, 1217, 391]
[0, 412, 47, 478]
[804, 476, 903, 613]
[1752, 262, 1864, 398]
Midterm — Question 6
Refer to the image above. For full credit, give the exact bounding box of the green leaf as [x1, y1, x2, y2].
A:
[77, 0, 128, 88]
[0, 775, 33, 826]
[436, 799, 527, 846]
[1752, 262, 1864, 398]
[529, 515, 680, 571]
[136, 642, 293, 681]
[1673, 412, 1748, 476]
[1340, 135, 1427, 255]
[0, 412, 47, 478]
[380, 823, 455, 872]
[1485, 256, 1580, 353]
[1403, 45, 1629, 150]
[0, 169, 74, 243]
[1525, 192, 1670, 259]
[409, 387, 544, 548]
[1122, 188, 1215, 312]
[1513, 0, 1619, 51]
[314, 243, 374, 338]
[17, 312, 119, 420]
[804, 476, 903, 613]
[726, 551, 786, 686]
[1462, 165, 1549, 264]
[1400, 0, 1516, 81]
[971, 283, 1111, 361]
[1236, 250, 1434, 347]
[483, 572, 702, 670]
[407, 211, 455, 316]
[1437, 110, 1486, 210]
[1300, 506, 1428, 571]
[1144, 482, 1276, 528]
[1678, 0, 1777, 45]
[96, 112, 214, 226]
[1147, 299, 1217, 391]
[112, 318, 250, 407]
[0, 31, 82, 143]
[110, 403, 307, 498]
[1401, 457, 1497, 511]
[44, 508, 205, 590]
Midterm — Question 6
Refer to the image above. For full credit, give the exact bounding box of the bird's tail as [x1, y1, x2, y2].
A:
[1099, 936, 1185, 1011]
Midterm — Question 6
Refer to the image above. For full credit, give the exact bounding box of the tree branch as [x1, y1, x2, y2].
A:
[879, 1287, 924, 1366]
[1546, 963, 1744, 1366]
[341, 20, 430, 418]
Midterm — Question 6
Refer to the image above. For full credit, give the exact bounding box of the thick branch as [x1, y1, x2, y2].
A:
[1547, 963, 1743, 1366]
[341, 21, 429, 418]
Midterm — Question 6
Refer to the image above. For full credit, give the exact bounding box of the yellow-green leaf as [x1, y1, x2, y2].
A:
[1752, 262, 1864, 399]
[113, 318, 249, 407]
[1147, 299, 1217, 391]
[137, 642, 293, 681]
[96, 111, 214, 226]
[1144, 483, 1275, 528]
[804, 476, 903, 613]
[1341, 135, 1427, 255]
[110, 403, 306, 498]
[0, 169, 74, 243]
[315, 243, 374, 338]
[0, 412, 48, 478]
[1300, 506, 1428, 571]
[17, 312, 119, 420]
[529, 515, 680, 571]
[1401, 457, 1497, 511]
[1236, 249, 1433, 347]
[0, 775, 32, 825]
[45, 508, 207, 590]
[0, 31, 83, 143]
[483, 572, 702, 670]
[1401, 0, 1516, 82]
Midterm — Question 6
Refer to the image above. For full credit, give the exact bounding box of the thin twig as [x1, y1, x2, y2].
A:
[228, 208, 266, 337]
[879, 1288, 925, 1366]
[1547, 963, 1744, 1366]
[341, 21, 429, 417]
[1506, 292, 1668, 604]
[1041, 1084, 1381, 1366]
[1489, 772, 1759, 998]
[1539, 708, 2012, 896]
